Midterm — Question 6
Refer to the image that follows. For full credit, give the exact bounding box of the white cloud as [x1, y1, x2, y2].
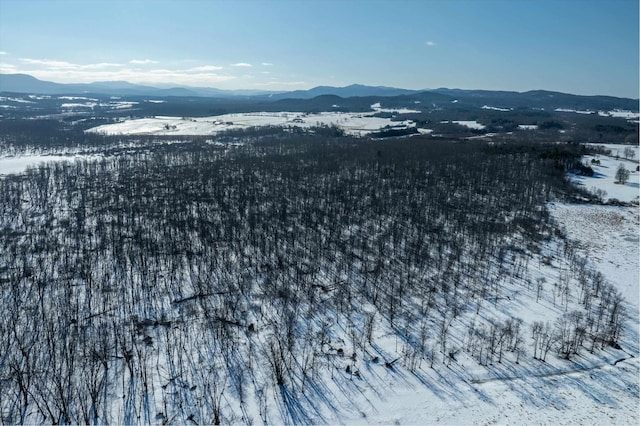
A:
[261, 62, 273, 66]
[0, 62, 17, 73]
[8, 57, 295, 88]
[81, 62, 124, 69]
[18, 65, 236, 87]
[129, 59, 159, 65]
[425, 41, 437, 47]
[19, 58, 124, 70]
[19, 58, 77, 69]
[186, 65, 224, 72]
[0, 51, 8, 55]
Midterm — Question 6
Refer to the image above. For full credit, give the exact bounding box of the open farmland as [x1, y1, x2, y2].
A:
[84, 110, 418, 137]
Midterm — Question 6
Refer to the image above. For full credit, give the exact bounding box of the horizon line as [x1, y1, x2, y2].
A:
[0, 72, 638, 100]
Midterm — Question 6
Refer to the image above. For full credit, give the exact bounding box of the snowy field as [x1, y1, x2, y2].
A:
[86, 111, 418, 137]
[370, 102, 420, 114]
[559, 143, 639, 338]
[482, 105, 512, 112]
[0, 154, 103, 175]
[571, 144, 639, 203]
[598, 110, 640, 121]
[549, 204, 639, 310]
[0, 95, 140, 111]
[440, 120, 487, 130]
[588, 143, 640, 162]
[518, 124, 538, 130]
[341, 357, 639, 425]
[555, 108, 640, 123]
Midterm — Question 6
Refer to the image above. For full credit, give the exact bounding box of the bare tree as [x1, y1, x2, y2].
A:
[615, 163, 630, 184]
[623, 146, 635, 160]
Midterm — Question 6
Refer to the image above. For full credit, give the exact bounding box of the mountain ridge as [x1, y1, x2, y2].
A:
[0, 74, 422, 99]
[0, 73, 637, 112]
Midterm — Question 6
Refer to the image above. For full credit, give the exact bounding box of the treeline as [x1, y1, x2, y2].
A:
[0, 135, 625, 424]
[0, 119, 112, 152]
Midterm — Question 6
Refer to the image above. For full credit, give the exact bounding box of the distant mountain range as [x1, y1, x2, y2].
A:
[0, 74, 420, 99]
[264, 84, 419, 100]
[0, 73, 638, 112]
[0, 73, 271, 98]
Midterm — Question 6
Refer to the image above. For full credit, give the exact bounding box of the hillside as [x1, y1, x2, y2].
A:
[0, 128, 637, 424]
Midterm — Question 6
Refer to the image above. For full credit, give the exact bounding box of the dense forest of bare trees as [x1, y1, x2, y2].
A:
[0, 133, 627, 424]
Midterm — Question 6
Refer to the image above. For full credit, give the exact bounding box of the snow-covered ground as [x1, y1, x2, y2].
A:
[588, 143, 640, 161]
[571, 144, 639, 203]
[452, 120, 486, 130]
[86, 111, 417, 137]
[335, 213, 640, 425]
[555, 108, 639, 123]
[0, 154, 102, 175]
[555, 144, 638, 337]
[370, 102, 421, 114]
[482, 105, 511, 112]
[440, 120, 487, 130]
[555, 108, 595, 115]
[341, 357, 639, 425]
[549, 203, 639, 310]
[60, 100, 139, 110]
[339, 143, 640, 425]
[1, 139, 638, 425]
[0, 96, 36, 104]
[518, 124, 538, 130]
[598, 110, 640, 121]
[340, 149, 640, 425]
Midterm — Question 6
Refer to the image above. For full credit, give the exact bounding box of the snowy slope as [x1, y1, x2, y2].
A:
[337, 146, 640, 425]
[0, 140, 638, 425]
[340, 143, 640, 424]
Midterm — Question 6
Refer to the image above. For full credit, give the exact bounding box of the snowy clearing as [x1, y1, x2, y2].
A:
[86, 111, 417, 137]
[518, 124, 538, 130]
[439, 120, 486, 130]
[342, 357, 639, 425]
[61, 102, 99, 108]
[555, 108, 595, 115]
[0, 96, 36, 104]
[588, 143, 639, 161]
[0, 154, 103, 175]
[570, 144, 639, 203]
[598, 110, 640, 120]
[58, 96, 98, 101]
[370, 102, 421, 114]
[482, 105, 511, 112]
[557, 107, 640, 122]
[549, 203, 639, 310]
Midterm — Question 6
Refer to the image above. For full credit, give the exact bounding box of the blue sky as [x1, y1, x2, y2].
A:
[0, 0, 638, 97]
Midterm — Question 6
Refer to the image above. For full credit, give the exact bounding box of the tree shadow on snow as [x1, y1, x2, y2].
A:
[277, 384, 324, 425]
